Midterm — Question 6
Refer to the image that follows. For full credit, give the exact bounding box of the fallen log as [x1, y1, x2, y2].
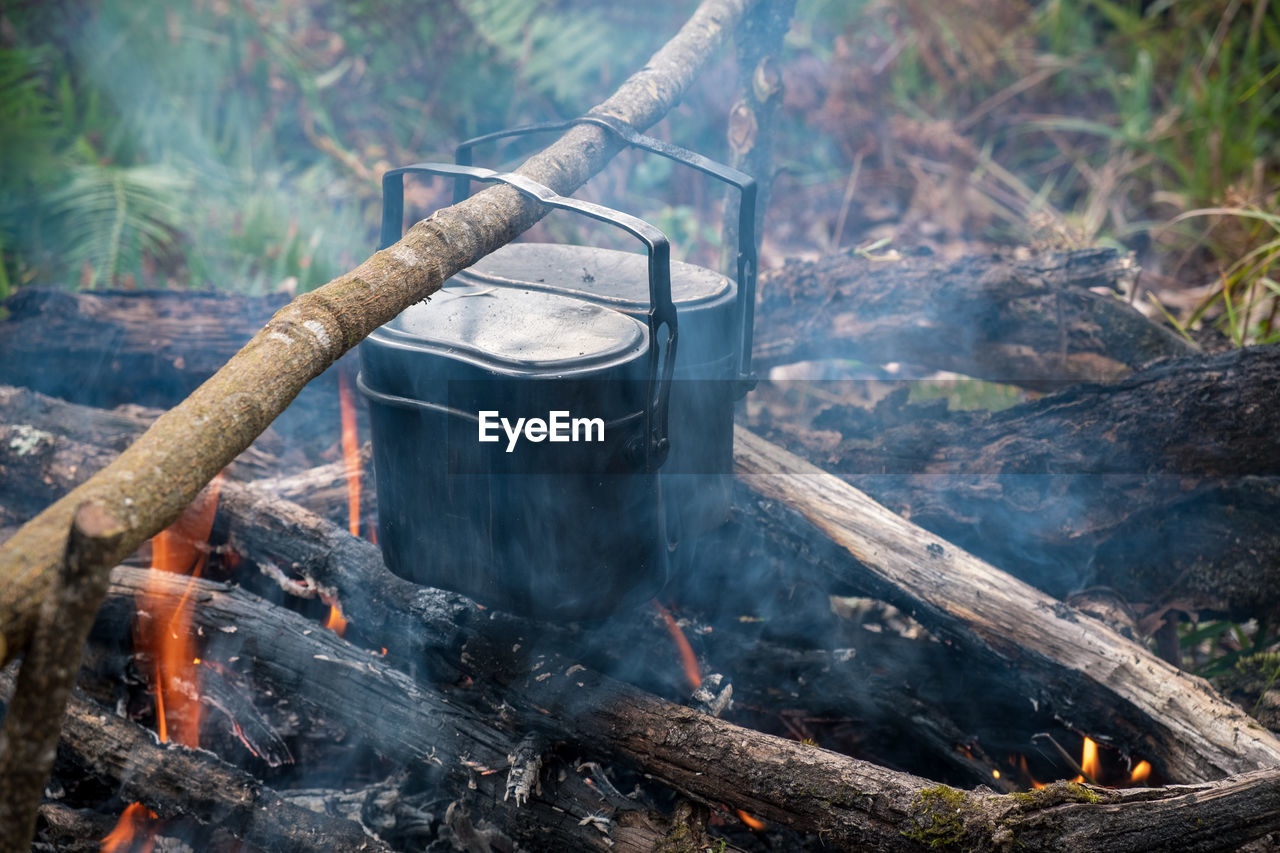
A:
[0, 250, 1183, 413]
[761, 344, 1280, 617]
[733, 426, 1280, 783]
[752, 247, 1193, 384]
[0, 667, 390, 853]
[0, 289, 286, 409]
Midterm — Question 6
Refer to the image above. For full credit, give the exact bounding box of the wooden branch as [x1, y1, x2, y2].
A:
[0, 502, 124, 846]
[0, 669, 390, 853]
[752, 248, 1193, 383]
[723, 0, 794, 253]
[733, 426, 1280, 782]
[0, 0, 756, 665]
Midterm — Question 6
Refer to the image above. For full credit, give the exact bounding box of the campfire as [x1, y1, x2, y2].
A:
[5, 249, 1279, 850]
[4, 1, 1280, 851]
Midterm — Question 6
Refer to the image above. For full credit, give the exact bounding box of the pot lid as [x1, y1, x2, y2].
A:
[455, 243, 732, 312]
[369, 285, 648, 377]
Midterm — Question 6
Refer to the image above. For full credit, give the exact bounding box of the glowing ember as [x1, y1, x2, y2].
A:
[100, 802, 158, 853]
[652, 600, 701, 691]
[736, 809, 767, 831]
[136, 475, 223, 747]
[1130, 759, 1152, 783]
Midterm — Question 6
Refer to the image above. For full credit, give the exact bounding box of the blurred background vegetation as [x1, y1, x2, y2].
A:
[1, 0, 1276, 343]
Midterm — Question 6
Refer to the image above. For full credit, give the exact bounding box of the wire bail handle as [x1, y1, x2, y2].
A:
[380, 162, 678, 472]
[454, 114, 757, 389]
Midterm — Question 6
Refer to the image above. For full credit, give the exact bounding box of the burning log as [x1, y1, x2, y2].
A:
[0, 668, 391, 852]
[751, 247, 1192, 384]
[3, 392, 1278, 783]
[91, 568, 732, 853]
[88, 567, 1280, 853]
[733, 425, 1280, 782]
[5, 403, 1280, 848]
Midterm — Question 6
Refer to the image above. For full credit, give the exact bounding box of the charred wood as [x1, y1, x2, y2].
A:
[0, 250, 1176, 414]
[93, 568, 723, 853]
[95, 568, 1280, 853]
[33, 802, 119, 852]
[752, 247, 1191, 384]
[733, 425, 1280, 783]
[0, 668, 390, 853]
[0, 289, 286, 409]
[4, 410, 1277, 787]
[8, 413, 1280, 848]
[0, 385, 295, 496]
[760, 344, 1280, 617]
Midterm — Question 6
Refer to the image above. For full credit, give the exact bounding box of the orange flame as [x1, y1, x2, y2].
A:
[1130, 760, 1152, 784]
[652, 600, 701, 691]
[338, 370, 361, 538]
[137, 475, 222, 747]
[1016, 754, 1046, 789]
[1081, 736, 1100, 779]
[736, 809, 767, 831]
[100, 802, 158, 853]
[324, 600, 348, 635]
[326, 371, 362, 635]
[1072, 736, 1101, 783]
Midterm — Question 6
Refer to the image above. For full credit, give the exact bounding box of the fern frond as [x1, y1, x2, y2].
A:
[42, 164, 191, 288]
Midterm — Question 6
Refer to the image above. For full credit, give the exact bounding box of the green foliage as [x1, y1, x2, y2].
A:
[41, 164, 190, 289]
[908, 379, 1025, 412]
[0, 0, 707, 295]
[456, 0, 647, 110]
[1171, 206, 1280, 345]
[902, 785, 973, 849]
[1181, 617, 1279, 678]
[793, 0, 1280, 344]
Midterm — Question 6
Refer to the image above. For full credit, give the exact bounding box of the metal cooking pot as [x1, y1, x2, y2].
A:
[450, 116, 757, 543]
[359, 164, 677, 620]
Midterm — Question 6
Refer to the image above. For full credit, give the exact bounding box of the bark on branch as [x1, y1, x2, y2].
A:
[0, 0, 757, 664]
